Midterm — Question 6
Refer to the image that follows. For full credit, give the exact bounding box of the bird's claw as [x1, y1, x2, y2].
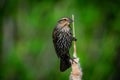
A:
[73, 37, 77, 41]
[70, 58, 77, 64]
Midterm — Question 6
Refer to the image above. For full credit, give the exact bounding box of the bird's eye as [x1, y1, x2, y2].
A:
[63, 19, 67, 21]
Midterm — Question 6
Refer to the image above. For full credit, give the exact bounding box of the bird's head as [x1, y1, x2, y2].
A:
[57, 17, 73, 27]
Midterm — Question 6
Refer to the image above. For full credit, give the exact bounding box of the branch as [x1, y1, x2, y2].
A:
[69, 15, 82, 80]
[72, 15, 77, 58]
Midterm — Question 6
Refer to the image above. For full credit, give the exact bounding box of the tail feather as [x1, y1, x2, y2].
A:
[60, 55, 71, 72]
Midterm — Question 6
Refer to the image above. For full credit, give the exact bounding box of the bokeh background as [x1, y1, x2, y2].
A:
[0, 0, 120, 80]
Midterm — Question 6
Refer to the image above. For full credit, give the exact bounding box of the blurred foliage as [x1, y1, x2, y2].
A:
[0, 0, 120, 80]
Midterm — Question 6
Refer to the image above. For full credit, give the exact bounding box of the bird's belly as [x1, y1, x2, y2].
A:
[56, 32, 72, 51]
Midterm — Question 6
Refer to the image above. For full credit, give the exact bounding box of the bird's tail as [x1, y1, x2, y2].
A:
[60, 54, 71, 72]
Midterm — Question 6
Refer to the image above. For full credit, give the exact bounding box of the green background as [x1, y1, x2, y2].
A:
[0, 0, 120, 80]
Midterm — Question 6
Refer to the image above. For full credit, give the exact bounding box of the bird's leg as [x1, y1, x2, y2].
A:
[72, 37, 77, 41]
[70, 57, 77, 64]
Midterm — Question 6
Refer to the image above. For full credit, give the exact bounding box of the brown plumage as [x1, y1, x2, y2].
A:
[52, 17, 76, 72]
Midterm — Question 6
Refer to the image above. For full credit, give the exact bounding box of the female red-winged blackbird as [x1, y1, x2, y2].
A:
[52, 17, 76, 72]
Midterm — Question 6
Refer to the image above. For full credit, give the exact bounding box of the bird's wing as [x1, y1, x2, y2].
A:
[52, 27, 57, 43]
[53, 27, 62, 58]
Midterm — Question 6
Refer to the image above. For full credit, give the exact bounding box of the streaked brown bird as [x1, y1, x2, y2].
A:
[52, 17, 76, 72]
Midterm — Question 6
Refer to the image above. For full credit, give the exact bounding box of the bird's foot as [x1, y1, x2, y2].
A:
[70, 58, 77, 64]
[73, 37, 77, 41]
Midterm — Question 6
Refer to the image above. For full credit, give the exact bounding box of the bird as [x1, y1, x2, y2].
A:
[52, 17, 76, 72]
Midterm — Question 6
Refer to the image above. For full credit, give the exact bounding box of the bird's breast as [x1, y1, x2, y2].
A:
[55, 28, 72, 50]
